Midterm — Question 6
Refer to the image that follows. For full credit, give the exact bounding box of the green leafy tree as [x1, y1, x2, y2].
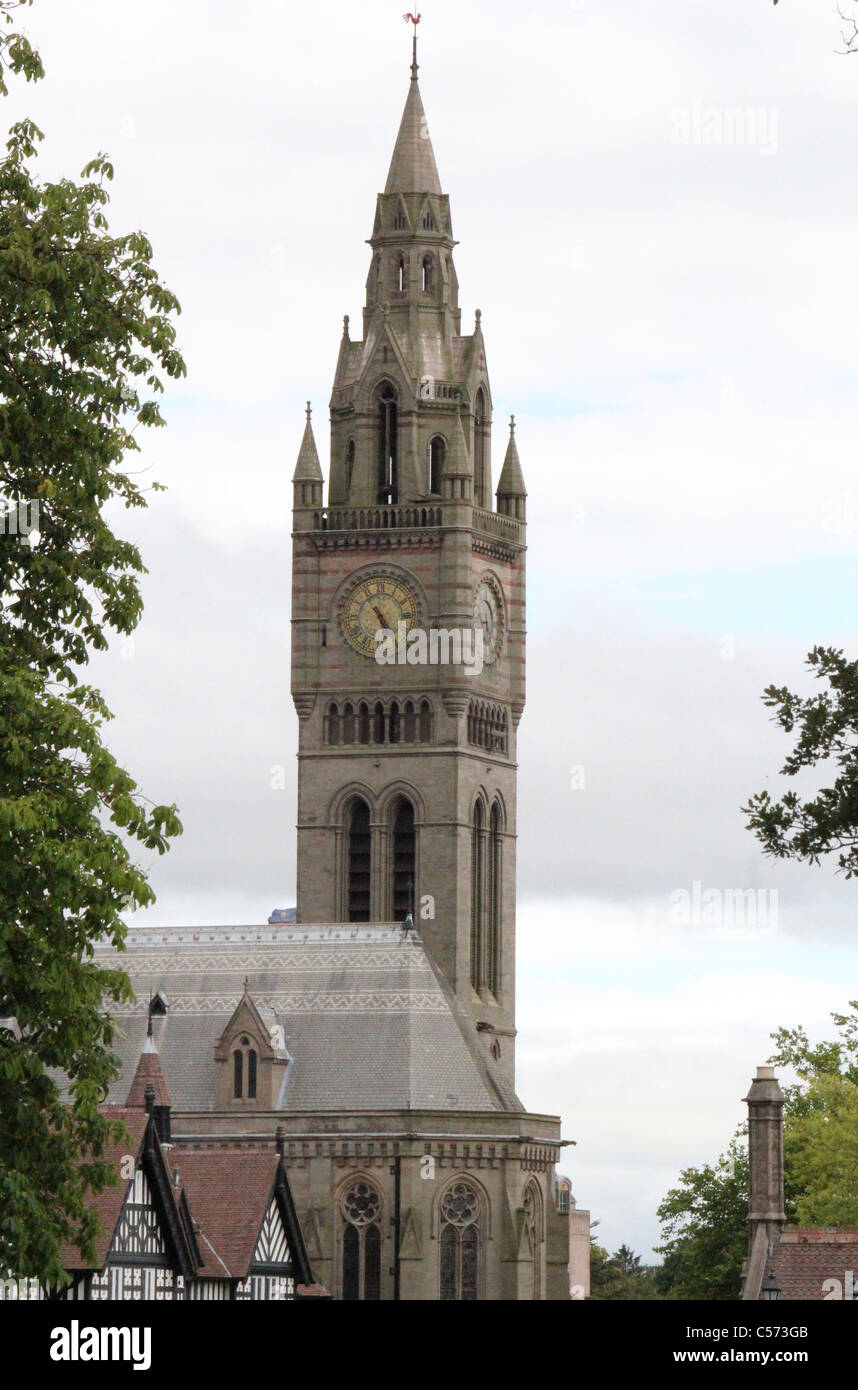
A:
[0, 0, 184, 1284]
[589, 1231, 662, 1300]
[770, 1001, 858, 1226]
[655, 1138, 749, 1301]
[744, 647, 858, 878]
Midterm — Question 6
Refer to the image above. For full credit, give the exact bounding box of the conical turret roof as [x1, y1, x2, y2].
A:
[497, 416, 527, 497]
[126, 1031, 171, 1109]
[293, 403, 323, 483]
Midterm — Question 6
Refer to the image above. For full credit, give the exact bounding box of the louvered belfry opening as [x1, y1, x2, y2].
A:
[391, 797, 415, 920]
[429, 435, 445, 494]
[377, 383, 399, 504]
[347, 799, 372, 923]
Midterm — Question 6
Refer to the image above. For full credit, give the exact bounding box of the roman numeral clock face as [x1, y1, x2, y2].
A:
[341, 574, 419, 659]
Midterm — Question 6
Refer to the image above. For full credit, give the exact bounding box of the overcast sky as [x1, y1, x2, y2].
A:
[10, 0, 858, 1260]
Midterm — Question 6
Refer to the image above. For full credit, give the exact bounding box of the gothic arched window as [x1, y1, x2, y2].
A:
[327, 702, 340, 747]
[474, 388, 487, 509]
[403, 700, 416, 743]
[422, 255, 432, 292]
[345, 439, 355, 496]
[523, 1181, 544, 1300]
[358, 702, 370, 745]
[233, 1035, 256, 1100]
[377, 383, 399, 505]
[341, 1181, 382, 1301]
[342, 702, 355, 745]
[470, 801, 485, 992]
[347, 799, 371, 923]
[389, 701, 400, 745]
[418, 699, 433, 743]
[391, 797, 416, 921]
[373, 701, 386, 745]
[439, 1181, 481, 1301]
[396, 256, 406, 293]
[488, 801, 503, 998]
[428, 436, 445, 495]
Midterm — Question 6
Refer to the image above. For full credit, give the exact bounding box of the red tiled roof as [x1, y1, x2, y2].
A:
[771, 1229, 858, 1300]
[59, 1107, 148, 1271]
[169, 1148, 279, 1279]
[125, 1046, 171, 1108]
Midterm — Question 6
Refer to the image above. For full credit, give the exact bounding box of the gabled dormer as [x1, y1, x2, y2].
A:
[214, 985, 289, 1111]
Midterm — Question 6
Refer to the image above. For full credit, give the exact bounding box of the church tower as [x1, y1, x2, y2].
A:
[291, 37, 527, 1079]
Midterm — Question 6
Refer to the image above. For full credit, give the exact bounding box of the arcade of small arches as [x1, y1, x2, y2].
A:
[325, 698, 434, 748]
[467, 701, 508, 756]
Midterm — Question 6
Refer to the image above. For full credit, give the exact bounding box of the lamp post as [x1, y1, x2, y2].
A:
[761, 1268, 781, 1301]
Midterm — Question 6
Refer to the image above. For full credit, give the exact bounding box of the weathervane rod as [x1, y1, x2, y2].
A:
[403, 10, 422, 78]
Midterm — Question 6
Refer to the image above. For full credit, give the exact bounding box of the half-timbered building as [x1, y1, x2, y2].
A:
[1, 1039, 325, 1302]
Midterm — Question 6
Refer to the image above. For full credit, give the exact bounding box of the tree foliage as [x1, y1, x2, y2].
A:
[769, 1001, 858, 1226]
[589, 1233, 662, 1300]
[0, 0, 184, 1283]
[744, 647, 858, 878]
[655, 1138, 749, 1301]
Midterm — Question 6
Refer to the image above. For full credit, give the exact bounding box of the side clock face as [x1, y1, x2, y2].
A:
[473, 578, 504, 665]
[342, 574, 419, 659]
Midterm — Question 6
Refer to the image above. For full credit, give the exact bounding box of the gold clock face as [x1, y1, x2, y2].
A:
[342, 574, 419, 659]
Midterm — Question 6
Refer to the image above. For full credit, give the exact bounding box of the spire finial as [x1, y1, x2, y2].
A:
[305, 401, 312, 422]
[343, 314, 350, 338]
[404, 12, 421, 80]
[475, 308, 482, 327]
[510, 414, 516, 435]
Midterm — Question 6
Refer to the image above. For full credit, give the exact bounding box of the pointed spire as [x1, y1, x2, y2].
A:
[126, 1029, 171, 1109]
[293, 402, 323, 484]
[384, 72, 442, 196]
[497, 415, 527, 499]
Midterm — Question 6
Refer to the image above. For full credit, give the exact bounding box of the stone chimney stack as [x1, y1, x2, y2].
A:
[741, 1065, 786, 1297]
[745, 1065, 786, 1241]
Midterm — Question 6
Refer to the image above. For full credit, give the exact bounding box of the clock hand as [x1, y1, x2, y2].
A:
[373, 605, 389, 630]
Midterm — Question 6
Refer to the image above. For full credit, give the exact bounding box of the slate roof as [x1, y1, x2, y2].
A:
[769, 1229, 858, 1301]
[94, 925, 522, 1115]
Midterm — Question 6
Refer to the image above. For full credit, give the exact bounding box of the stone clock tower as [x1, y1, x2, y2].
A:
[89, 38, 570, 1304]
[290, 43, 528, 1079]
